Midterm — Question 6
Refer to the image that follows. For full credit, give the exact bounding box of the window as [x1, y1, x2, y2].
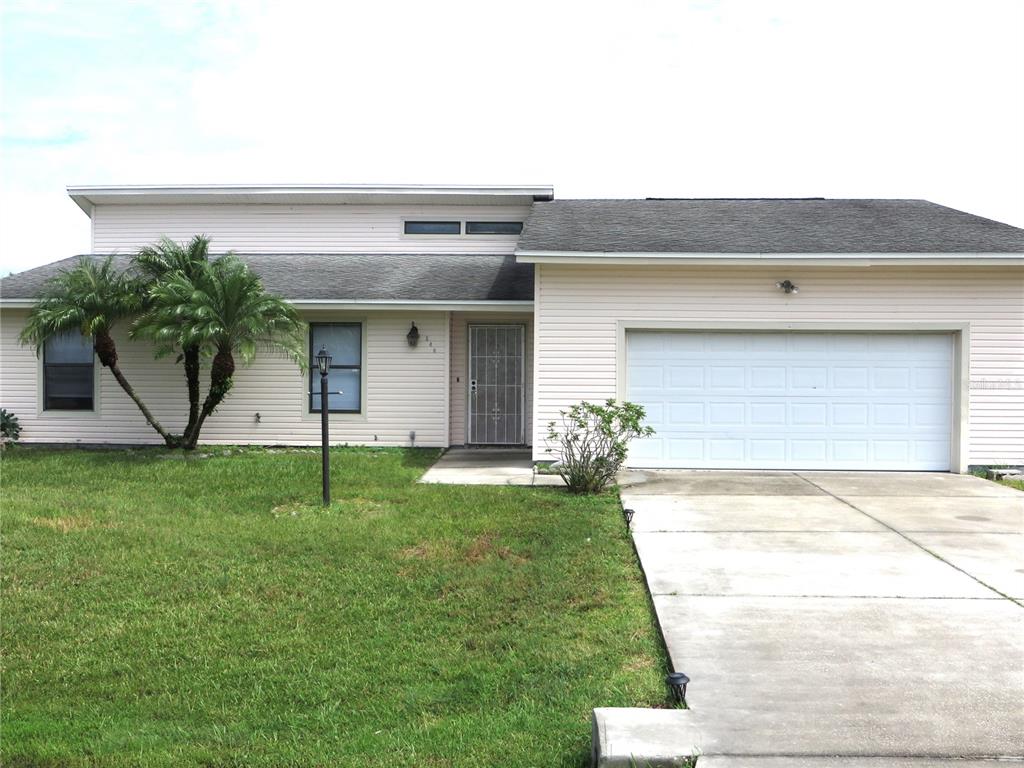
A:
[404, 221, 461, 235]
[43, 331, 94, 410]
[466, 221, 523, 235]
[310, 323, 362, 413]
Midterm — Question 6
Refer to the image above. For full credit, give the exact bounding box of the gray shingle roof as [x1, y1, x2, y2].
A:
[0, 253, 534, 302]
[517, 199, 1024, 254]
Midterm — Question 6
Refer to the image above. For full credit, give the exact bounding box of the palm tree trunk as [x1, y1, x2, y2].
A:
[183, 344, 201, 443]
[183, 347, 234, 449]
[94, 330, 178, 447]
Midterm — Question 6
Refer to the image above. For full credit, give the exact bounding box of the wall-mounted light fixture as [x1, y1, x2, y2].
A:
[407, 322, 420, 347]
[776, 279, 799, 294]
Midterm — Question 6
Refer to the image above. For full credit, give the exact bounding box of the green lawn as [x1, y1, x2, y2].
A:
[971, 468, 1024, 492]
[0, 446, 668, 767]
[999, 476, 1024, 492]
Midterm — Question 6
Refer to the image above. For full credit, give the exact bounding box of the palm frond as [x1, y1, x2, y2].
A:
[133, 234, 212, 282]
[19, 256, 142, 350]
[130, 252, 306, 369]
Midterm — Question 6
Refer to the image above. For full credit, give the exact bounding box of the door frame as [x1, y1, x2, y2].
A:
[466, 323, 527, 445]
[616, 320, 970, 473]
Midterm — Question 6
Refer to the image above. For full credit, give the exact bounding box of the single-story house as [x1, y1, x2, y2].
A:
[1, 184, 1022, 472]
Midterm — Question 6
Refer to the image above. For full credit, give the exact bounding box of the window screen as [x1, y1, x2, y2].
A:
[43, 331, 94, 410]
[310, 323, 362, 413]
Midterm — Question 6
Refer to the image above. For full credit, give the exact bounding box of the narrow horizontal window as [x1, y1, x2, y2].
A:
[466, 221, 523, 235]
[404, 221, 461, 235]
[44, 330, 94, 410]
[310, 323, 362, 413]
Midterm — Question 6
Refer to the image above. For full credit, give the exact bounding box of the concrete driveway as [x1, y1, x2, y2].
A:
[620, 471, 1024, 764]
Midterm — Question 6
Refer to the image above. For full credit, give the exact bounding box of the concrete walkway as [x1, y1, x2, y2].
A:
[620, 471, 1024, 764]
[418, 448, 564, 486]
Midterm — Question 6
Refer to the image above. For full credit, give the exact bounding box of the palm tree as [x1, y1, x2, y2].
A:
[137, 254, 305, 449]
[131, 235, 212, 441]
[19, 256, 178, 447]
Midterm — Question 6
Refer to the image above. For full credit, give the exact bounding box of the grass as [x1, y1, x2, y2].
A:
[999, 477, 1024, 491]
[0, 446, 668, 767]
[971, 466, 1024, 492]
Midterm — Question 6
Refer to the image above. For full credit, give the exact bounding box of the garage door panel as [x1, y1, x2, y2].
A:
[669, 438, 703, 460]
[915, 367, 953, 391]
[915, 403, 950, 427]
[710, 366, 745, 388]
[750, 366, 786, 390]
[833, 403, 869, 426]
[834, 367, 870, 389]
[626, 331, 953, 470]
[670, 366, 704, 388]
[833, 440, 869, 462]
[751, 402, 786, 425]
[751, 439, 786, 460]
[629, 365, 665, 388]
[873, 367, 912, 391]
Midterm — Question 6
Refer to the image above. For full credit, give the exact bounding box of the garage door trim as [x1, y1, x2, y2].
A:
[615, 320, 969, 473]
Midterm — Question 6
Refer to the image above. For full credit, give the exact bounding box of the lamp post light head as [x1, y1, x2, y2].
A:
[407, 322, 420, 347]
[666, 671, 690, 706]
[316, 345, 332, 377]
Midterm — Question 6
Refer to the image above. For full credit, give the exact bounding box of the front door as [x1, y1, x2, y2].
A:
[468, 324, 525, 445]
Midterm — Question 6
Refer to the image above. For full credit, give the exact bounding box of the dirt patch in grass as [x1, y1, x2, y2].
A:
[622, 651, 657, 674]
[464, 533, 529, 565]
[270, 501, 307, 518]
[399, 540, 457, 560]
[399, 535, 529, 566]
[30, 516, 103, 533]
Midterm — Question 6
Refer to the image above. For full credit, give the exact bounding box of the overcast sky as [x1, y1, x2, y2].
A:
[1, 0, 1022, 276]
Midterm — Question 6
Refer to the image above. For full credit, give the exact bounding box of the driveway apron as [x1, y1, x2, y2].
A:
[621, 471, 1024, 761]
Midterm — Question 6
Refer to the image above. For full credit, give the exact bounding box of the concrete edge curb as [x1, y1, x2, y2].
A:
[592, 707, 702, 767]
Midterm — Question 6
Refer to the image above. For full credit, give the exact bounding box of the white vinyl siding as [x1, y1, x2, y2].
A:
[532, 265, 1024, 467]
[1, 309, 448, 447]
[449, 312, 533, 446]
[91, 204, 530, 253]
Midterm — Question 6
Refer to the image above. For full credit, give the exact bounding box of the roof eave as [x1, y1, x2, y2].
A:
[67, 183, 555, 215]
[0, 297, 534, 311]
[514, 250, 1024, 266]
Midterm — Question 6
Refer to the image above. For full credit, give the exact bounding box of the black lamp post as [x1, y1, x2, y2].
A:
[315, 345, 332, 506]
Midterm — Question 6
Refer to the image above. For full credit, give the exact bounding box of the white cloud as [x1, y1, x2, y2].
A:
[1, 0, 1022, 275]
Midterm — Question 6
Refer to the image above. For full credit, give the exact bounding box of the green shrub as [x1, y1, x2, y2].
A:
[1, 408, 21, 442]
[546, 399, 654, 494]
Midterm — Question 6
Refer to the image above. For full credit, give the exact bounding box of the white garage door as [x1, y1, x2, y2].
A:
[627, 331, 953, 470]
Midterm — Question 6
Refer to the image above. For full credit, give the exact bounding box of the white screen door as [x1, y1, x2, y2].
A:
[468, 324, 525, 445]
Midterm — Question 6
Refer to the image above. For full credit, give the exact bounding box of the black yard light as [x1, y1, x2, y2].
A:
[316, 345, 332, 506]
[666, 671, 690, 706]
[623, 507, 635, 528]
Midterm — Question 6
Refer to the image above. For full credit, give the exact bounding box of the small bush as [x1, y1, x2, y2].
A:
[546, 399, 654, 494]
[1, 408, 21, 443]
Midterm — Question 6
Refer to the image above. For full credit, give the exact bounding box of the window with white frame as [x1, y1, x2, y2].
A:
[465, 221, 523, 235]
[404, 221, 461, 235]
[43, 330, 95, 410]
[309, 323, 362, 413]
